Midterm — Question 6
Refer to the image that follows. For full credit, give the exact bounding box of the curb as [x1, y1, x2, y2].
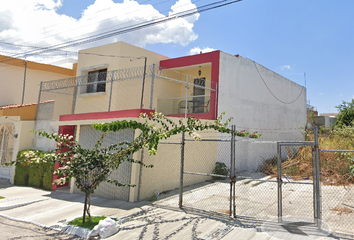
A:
[0, 198, 49, 211]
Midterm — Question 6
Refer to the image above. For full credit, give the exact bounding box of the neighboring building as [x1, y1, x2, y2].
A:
[0, 102, 55, 182]
[0, 55, 76, 182]
[0, 54, 76, 106]
[320, 113, 339, 118]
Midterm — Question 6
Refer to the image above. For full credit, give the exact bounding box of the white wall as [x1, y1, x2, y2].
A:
[218, 52, 307, 141]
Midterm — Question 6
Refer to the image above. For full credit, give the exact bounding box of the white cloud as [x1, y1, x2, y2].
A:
[189, 47, 216, 55]
[280, 65, 291, 70]
[0, 0, 199, 63]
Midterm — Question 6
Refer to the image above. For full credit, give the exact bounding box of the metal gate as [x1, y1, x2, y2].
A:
[178, 127, 322, 223]
[179, 130, 235, 217]
[277, 141, 320, 223]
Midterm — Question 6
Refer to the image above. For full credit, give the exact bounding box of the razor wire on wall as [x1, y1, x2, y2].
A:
[36, 64, 217, 121]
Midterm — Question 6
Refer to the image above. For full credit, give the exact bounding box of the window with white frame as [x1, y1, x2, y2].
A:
[86, 69, 107, 93]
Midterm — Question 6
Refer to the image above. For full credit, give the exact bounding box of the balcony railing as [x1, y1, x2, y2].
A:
[157, 95, 211, 115]
[38, 64, 217, 120]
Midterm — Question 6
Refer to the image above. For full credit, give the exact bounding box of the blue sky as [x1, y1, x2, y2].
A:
[1, 0, 353, 114]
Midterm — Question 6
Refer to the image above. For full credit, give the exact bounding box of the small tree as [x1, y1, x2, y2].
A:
[34, 113, 259, 223]
[335, 99, 354, 127]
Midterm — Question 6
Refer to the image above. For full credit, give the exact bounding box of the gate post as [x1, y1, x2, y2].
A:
[179, 132, 185, 209]
[230, 125, 236, 218]
[313, 126, 322, 227]
[277, 142, 282, 222]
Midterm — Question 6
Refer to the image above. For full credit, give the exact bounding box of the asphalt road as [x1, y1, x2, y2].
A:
[0, 216, 83, 240]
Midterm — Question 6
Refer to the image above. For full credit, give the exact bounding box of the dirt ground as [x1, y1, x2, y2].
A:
[0, 216, 83, 240]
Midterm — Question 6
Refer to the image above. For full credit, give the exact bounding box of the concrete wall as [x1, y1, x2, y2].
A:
[218, 52, 307, 141]
[33, 101, 58, 151]
[77, 41, 169, 75]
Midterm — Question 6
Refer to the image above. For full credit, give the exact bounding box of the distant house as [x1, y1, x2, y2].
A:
[0, 55, 76, 182]
[0, 55, 76, 106]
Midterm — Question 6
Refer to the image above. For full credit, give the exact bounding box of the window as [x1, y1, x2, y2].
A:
[86, 69, 107, 93]
[193, 78, 205, 113]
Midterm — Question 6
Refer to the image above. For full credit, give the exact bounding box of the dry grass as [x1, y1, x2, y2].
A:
[261, 133, 354, 186]
[331, 206, 353, 215]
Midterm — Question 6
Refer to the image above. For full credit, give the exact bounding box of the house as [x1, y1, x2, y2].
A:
[0, 55, 76, 181]
[0, 54, 76, 106]
[0, 41, 307, 200]
[30, 41, 306, 201]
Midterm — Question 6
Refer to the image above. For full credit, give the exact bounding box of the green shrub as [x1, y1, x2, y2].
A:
[28, 163, 45, 188]
[14, 162, 29, 186]
[212, 162, 229, 180]
[14, 150, 55, 190]
[43, 163, 54, 190]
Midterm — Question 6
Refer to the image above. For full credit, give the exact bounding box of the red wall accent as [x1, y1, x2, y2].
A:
[60, 109, 155, 121]
[160, 51, 220, 120]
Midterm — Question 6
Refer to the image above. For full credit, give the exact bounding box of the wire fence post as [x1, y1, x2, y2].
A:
[184, 75, 189, 118]
[108, 70, 115, 112]
[179, 132, 185, 209]
[149, 64, 155, 110]
[277, 142, 282, 223]
[140, 57, 147, 109]
[231, 125, 236, 218]
[72, 77, 79, 114]
[35, 81, 43, 121]
[215, 82, 218, 119]
[314, 126, 322, 228]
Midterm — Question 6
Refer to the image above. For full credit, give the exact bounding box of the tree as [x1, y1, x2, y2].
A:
[34, 112, 260, 224]
[335, 99, 354, 127]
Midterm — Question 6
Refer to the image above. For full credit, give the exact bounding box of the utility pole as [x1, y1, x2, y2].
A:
[21, 60, 27, 105]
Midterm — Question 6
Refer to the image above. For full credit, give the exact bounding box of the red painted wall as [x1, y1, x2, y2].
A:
[160, 51, 220, 120]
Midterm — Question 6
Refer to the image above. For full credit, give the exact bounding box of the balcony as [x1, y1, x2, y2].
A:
[37, 65, 217, 121]
[157, 95, 211, 115]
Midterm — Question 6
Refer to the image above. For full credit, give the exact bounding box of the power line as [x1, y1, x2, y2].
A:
[0, 0, 243, 65]
[2, 0, 198, 51]
[2, 0, 156, 45]
[253, 61, 304, 104]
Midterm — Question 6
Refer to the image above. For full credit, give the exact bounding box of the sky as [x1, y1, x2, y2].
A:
[0, 0, 353, 114]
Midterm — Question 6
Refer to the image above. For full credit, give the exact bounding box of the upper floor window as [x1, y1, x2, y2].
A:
[87, 69, 107, 93]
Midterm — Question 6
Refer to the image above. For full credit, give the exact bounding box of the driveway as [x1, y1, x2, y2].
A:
[0, 178, 353, 240]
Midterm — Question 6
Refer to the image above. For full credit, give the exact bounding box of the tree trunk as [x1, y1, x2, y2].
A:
[87, 194, 92, 221]
[82, 193, 88, 224]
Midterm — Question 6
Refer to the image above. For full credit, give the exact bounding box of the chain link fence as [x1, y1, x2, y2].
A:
[138, 139, 182, 202]
[277, 143, 316, 220]
[319, 149, 354, 234]
[72, 125, 135, 201]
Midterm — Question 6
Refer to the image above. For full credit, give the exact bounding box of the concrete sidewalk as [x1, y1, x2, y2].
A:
[0, 179, 351, 240]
